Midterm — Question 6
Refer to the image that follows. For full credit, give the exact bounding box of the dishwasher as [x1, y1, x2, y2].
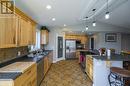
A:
[37, 58, 44, 86]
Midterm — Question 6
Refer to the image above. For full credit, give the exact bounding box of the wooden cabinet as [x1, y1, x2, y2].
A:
[0, 17, 17, 48]
[44, 56, 49, 76]
[41, 30, 49, 44]
[65, 34, 88, 45]
[18, 16, 36, 46]
[14, 64, 37, 86]
[0, 4, 36, 48]
[0, 64, 37, 86]
[18, 17, 29, 46]
[48, 51, 53, 67]
[44, 51, 53, 76]
[86, 56, 93, 80]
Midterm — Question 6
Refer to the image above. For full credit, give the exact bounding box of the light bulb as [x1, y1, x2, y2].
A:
[46, 5, 52, 10]
[52, 18, 56, 21]
[105, 12, 110, 19]
[86, 26, 88, 30]
[92, 21, 96, 27]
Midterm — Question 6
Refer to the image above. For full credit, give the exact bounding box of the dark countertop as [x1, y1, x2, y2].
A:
[0, 50, 53, 80]
[22, 50, 53, 63]
[92, 54, 130, 61]
[79, 50, 130, 61]
[0, 73, 21, 80]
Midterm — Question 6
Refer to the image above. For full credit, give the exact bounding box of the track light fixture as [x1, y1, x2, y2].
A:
[92, 9, 96, 27]
[92, 21, 96, 27]
[105, 0, 110, 19]
[86, 26, 88, 30]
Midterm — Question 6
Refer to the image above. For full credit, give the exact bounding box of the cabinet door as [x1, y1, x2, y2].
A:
[41, 30, 49, 44]
[0, 17, 17, 48]
[44, 57, 49, 76]
[32, 23, 36, 45]
[19, 17, 29, 46]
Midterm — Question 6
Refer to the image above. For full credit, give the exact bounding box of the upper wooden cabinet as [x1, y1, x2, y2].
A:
[18, 17, 36, 46]
[18, 17, 29, 46]
[0, 16, 17, 48]
[41, 30, 49, 44]
[65, 34, 88, 44]
[0, 4, 36, 48]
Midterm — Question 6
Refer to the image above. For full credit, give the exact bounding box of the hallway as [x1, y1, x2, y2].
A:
[40, 60, 92, 86]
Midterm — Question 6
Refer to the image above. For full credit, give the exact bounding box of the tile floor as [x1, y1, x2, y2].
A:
[40, 60, 92, 86]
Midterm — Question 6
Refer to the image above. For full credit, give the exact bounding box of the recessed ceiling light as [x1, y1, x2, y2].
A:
[46, 5, 52, 10]
[64, 24, 66, 27]
[52, 18, 56, 21]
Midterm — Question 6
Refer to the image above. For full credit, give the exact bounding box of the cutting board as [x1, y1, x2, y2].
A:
[0, 62, 35, 73]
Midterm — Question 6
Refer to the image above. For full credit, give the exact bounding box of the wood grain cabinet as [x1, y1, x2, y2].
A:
[41, 30, 49, 44]
[86, 56, 93, 80]
[0, 3, 36, 48]
[18, 17, 36, 46]
[0, 17, 17, 48]
[18, 17, 29, 46]
[14, 64, 37, 86]
[0, 64, 37, 86]
[44, 51, 53, 76]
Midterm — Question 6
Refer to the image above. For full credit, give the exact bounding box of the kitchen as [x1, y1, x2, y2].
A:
[0, 0, 130, 86]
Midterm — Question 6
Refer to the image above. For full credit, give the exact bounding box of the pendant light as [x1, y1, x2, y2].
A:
[92, 21, 96, 27]
[85, 17, 89, 31]
[86, 26, 88, 30]
[92, 9, 96, 27]
[105, 0, 110, 19]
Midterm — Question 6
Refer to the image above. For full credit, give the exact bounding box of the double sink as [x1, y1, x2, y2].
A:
[27, 50, 50, 62]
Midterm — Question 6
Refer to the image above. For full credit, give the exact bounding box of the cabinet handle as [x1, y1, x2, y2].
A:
[27, 70, 31, 75]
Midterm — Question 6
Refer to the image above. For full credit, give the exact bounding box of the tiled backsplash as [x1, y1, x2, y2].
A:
[0, 47, 28, 64]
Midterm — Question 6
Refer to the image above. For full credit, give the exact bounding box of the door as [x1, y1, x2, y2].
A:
[58, 36, 63, 58]
[90, 37, 94, 50]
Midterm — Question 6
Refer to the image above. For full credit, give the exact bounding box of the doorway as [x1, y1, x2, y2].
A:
[90, 37, 94, 50]
[57, 36, 63, 58]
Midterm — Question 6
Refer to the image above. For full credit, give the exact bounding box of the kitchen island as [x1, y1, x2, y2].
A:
[86, 54, 130, 86]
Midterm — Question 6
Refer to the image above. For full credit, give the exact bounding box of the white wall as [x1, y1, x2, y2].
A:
[92, 33, 122, 53]
[45, 27, 65, 63]
[45, 21, 128, 62]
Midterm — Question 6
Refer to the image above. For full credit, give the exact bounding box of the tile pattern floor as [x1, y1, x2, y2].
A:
[40, 60, 92, 86]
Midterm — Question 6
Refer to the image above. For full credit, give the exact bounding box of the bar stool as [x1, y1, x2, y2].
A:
[108, 67, 130, 86]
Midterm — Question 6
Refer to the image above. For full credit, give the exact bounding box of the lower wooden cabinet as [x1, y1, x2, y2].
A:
[44, 51, 53, 77]
[14, 63, 37, 86]
[86, 56, 93, 80]
[0, 64, 37, 86]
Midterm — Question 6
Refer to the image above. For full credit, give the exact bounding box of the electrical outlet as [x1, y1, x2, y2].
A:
[18, 51, 21, 56]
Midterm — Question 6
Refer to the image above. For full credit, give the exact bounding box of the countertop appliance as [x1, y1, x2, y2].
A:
[65, 40, 76, 59]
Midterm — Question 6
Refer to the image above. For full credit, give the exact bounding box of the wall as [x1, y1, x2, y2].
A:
[45, 21, 128, 62]
[92, 33, 122, 53]
[121, 34, 130, 51]
[45, 27, 65, 63]
[0, 47, 28, 64]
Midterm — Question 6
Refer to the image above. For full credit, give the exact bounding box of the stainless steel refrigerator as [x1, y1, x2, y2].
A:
[65, 40, 76, 59]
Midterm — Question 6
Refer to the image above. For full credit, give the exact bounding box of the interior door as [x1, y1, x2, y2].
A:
[58, 36, 63, 58]
[90, 37, 94, 50]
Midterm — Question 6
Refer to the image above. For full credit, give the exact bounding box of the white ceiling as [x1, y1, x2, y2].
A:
[15, 0, 130, 29]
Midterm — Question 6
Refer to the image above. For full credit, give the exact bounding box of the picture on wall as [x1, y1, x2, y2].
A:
[105, 33, 117, 42]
